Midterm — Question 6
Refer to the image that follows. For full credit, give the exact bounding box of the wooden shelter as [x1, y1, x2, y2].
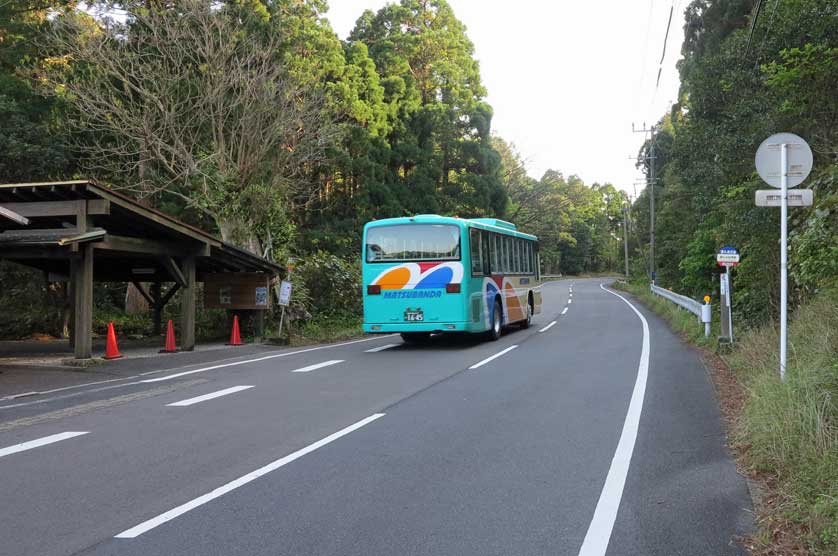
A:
[0, 180, 283, 358]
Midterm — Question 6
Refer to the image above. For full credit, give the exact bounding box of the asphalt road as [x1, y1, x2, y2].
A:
[0, 279, 752, 556]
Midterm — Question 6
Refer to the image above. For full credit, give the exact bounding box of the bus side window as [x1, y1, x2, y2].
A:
[493, 234, 501, 274]
[481, 232, 491, 274]
[469, 228, 483, 276]
[525, 242, 531, 274]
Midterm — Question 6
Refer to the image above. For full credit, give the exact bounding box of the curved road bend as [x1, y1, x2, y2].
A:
[0, 278, 751, 556]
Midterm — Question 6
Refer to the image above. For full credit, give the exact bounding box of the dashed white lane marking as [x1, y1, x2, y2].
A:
[114, 413, 385, 539]
[469, 345, 518, 369]
[568, 299, 573, 304]
[0, 431, 89, 459]
[166, 385, 254, 407]
[365, 343, 399, 353]
[576, 285, 651, 556]
[561, 307, 569, 315]
[539, 321, 557, 333]
[141, 335, 396, 383]
[291, 360, 344, 373]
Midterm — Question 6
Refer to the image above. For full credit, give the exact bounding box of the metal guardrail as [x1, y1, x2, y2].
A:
[650, 284, 712, 337]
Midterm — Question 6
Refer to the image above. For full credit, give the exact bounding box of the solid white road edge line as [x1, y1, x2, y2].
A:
[561, 307, 569, 315]
[576, 284, 651, 556]
[291, 360, 344, 373]
[166, 385, 254, 407]
[141, 335, 396, 383]
[114, 413, 385, 539]
[538, 321, 557, 333]
[469, 345, 518, 369]
[0, 431, 89, 459]
[364, 343, 399, 353]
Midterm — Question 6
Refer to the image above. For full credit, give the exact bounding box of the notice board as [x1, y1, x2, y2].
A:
[203, 273, 271, 310]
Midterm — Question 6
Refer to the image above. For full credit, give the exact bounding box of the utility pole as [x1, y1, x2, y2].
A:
[622, 205, 630, 278]
[632, 123, 657, 283]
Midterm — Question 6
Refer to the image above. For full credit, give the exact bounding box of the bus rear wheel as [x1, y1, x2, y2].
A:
[521, 300, 533, 329]
[401, 332, 431, 344]
[487, 299, 502, 341]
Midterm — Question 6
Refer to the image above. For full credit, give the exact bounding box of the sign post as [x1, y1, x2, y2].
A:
[276, 258, 296, 339]
[755, 133, 814, 381]
[716, 246, 739, 344]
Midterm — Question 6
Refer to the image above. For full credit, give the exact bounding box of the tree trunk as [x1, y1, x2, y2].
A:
[219, 217, 262, 255]
[125, 282, 150, 314]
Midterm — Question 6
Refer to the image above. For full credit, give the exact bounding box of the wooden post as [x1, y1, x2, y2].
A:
[180, 256, 196, 351]
[254, 310, 264, 342]
[72, 244, 93, 358]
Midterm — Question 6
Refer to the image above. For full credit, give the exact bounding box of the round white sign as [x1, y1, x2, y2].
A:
[755, 132, 813, 189]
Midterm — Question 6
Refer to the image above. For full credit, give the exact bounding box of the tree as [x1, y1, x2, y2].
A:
[38, 0, 336, 252]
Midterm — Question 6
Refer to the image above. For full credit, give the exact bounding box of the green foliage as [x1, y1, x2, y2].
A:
[294, 251, 362, 319]
[635, 0, 838, 328]
[0, 262, 66, 339]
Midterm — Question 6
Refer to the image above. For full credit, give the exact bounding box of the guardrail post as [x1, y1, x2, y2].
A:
[701, 301, 712, 338]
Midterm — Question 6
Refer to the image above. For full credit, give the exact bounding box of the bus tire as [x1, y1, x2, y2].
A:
[520, 296, 533, 329]
[487, 299, 503, 341]
[401, 332, 430, 344]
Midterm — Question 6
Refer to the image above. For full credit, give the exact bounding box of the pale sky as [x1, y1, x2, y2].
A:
[327, 0, 687, 196]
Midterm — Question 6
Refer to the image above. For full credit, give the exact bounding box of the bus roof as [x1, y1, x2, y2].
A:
[364, 215, 538, 241]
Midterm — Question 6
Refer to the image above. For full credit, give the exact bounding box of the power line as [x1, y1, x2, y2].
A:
[744, 0, 765, 58]
[754, 0, 781, 69]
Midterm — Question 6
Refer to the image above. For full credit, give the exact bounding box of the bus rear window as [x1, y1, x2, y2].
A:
[366, 224, 461, 262]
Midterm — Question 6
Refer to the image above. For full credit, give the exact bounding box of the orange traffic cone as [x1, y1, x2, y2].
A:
[227, 315, 244, 346]
[104, 322, 123, 360]
[160, 319, 177, 353]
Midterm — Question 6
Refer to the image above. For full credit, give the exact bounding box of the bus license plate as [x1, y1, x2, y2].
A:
[404, 310, 424, 322]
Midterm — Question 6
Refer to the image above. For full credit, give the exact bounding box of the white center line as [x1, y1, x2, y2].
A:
[562, 307, 569, 315]
[568, 298, 573, 304]
[538, 321, 557, 333]
[576, 284, 651, 556]
[291, 360, 344, 373]
[166, 385, 254, 407]
[365, 343, 399, 353]
[141, 335, 396, 383]
[469, 345, 518, 369]
[115, 413, 385, 538]
[0, 431, 89, 459]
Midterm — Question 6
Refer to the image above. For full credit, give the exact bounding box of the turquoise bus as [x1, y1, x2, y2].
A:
[362, 215, 542, 342]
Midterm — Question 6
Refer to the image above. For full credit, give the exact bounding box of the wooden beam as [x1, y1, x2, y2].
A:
[58, 229, 106, 246]
[161, 256, 187, 287]
[0, 228, 105, 245]
[0, 206, 29, 225]
[131, 281, 155, 306]
[0, 180, 89, 189]
[0, 200, 109, 218]
[161, 283, 181, 307]
[1, 247, 79, 259]
[94, 235, 210, 257]
[180, 256, 196, 351]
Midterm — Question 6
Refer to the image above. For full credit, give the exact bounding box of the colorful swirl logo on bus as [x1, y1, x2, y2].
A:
[372, 262, 464, 299]
[483, 277, 526, 325]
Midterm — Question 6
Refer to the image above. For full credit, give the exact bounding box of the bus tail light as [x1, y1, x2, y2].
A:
[367, 285, 381, 295]
[446, 283, 461, 294]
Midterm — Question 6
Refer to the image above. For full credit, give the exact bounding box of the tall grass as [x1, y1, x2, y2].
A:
[729, 291, 838, 552]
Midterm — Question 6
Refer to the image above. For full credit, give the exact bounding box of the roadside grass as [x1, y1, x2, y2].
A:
[287, 316, 363, 346]
[616, 281, 838, 554]
[728, 291, 838, 554]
